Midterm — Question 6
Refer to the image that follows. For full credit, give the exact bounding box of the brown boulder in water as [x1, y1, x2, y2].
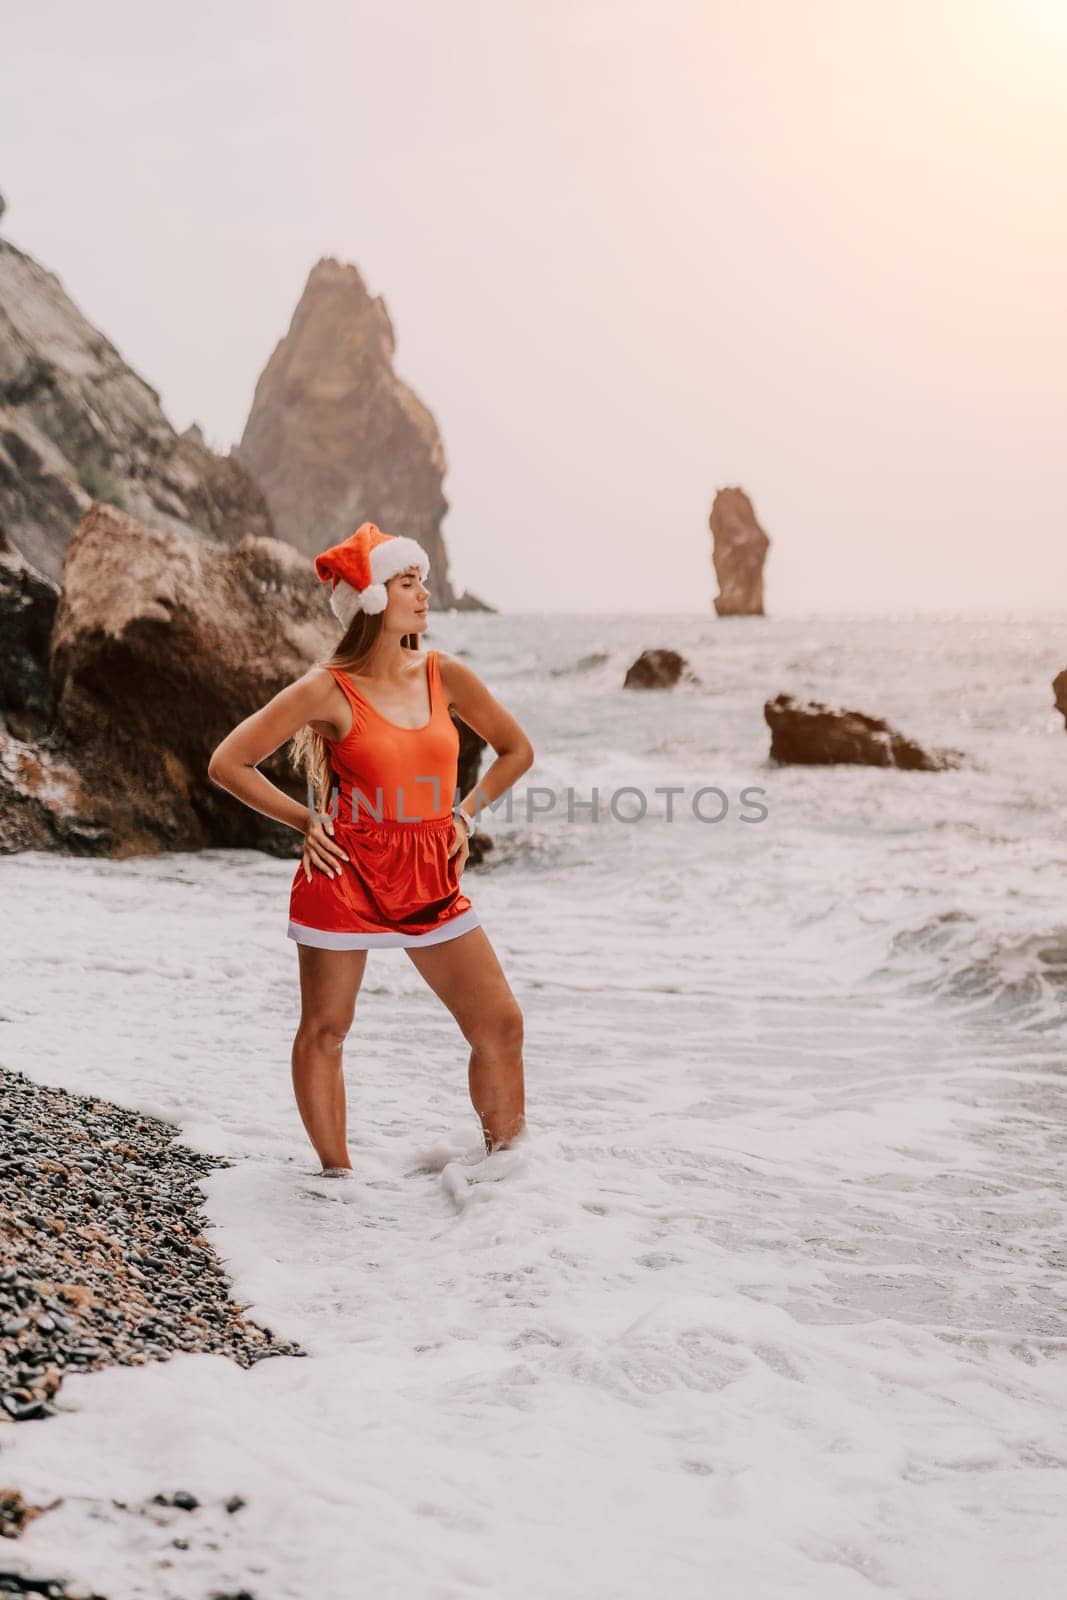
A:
[1052, 669, 1067, 728]
[623, 649, 699, 689]
[764, 693, 964, 770]
[709, 487, 770, 617]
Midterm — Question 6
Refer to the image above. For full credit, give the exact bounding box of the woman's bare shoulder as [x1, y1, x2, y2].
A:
[434, 653, 532, 757]
[291, 664, 341, 703]
[294, 666, 348, 741]
[435, 650, 484, 687]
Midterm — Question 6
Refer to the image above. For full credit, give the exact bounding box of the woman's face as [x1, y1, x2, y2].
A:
[386, 565, 430, 633]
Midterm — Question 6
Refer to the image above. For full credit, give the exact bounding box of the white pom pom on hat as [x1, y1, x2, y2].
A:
[313, 522, 430, 627]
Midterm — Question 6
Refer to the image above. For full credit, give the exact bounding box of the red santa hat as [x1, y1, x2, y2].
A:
[314, 522, 430, 628]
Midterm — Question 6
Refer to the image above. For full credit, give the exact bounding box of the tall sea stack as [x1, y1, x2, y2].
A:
[709, 486, 770, 617]
[236, 258, 461, 608]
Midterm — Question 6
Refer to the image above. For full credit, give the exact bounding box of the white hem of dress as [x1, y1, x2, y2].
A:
[287, 907, 481, 950]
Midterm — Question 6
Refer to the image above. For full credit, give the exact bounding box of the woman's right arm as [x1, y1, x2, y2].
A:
[207, 669, 349, 880]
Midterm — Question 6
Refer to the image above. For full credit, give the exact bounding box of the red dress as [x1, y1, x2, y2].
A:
[287, 650, 480, 950]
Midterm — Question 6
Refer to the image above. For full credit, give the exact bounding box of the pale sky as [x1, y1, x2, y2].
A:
[2, 0, 1064, 613]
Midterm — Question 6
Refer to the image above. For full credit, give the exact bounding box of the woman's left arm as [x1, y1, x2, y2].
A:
[439, 652, 535, 830]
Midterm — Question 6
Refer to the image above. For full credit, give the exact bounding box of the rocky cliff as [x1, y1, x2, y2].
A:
[236, 257, 486, 611]
[709, 487, 770, 617]
[0, 188, 272, 583]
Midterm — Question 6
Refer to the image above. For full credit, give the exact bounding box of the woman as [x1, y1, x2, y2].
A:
[207, 521, 534, 1180]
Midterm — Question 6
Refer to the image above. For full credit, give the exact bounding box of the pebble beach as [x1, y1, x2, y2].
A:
[1, 1068, 300, 1600]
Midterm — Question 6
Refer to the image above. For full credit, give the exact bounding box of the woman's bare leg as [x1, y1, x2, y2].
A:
[291, 945, 368, 1170]
[405, 927, 526, 1152]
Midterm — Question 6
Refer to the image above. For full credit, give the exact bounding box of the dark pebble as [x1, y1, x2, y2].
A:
[0, 1577, 108, 1599]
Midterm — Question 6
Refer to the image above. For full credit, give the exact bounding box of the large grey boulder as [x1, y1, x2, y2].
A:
[41, 504, 332, 854]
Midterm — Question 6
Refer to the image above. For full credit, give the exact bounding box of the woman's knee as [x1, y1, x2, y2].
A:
[468, 997, 524, 1056]
[296, 1009, 355, 1053]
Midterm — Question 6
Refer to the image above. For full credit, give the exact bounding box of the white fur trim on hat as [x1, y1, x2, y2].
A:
[329, 535, 429, 627]
[329, 581, 363, 629]
[369, 536, 429, 589]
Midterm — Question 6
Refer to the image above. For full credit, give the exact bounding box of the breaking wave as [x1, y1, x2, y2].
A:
[870, 911, 1067, 1031]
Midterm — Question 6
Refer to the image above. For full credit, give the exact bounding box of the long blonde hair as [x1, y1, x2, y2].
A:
[290, 606, 421, 816]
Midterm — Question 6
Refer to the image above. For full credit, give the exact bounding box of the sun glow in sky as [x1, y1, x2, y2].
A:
[1018, 0, 1067, 40]
[1, 0, 1064, 612]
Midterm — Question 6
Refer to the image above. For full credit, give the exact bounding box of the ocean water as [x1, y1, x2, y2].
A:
[2, 610, 1066, 1599]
